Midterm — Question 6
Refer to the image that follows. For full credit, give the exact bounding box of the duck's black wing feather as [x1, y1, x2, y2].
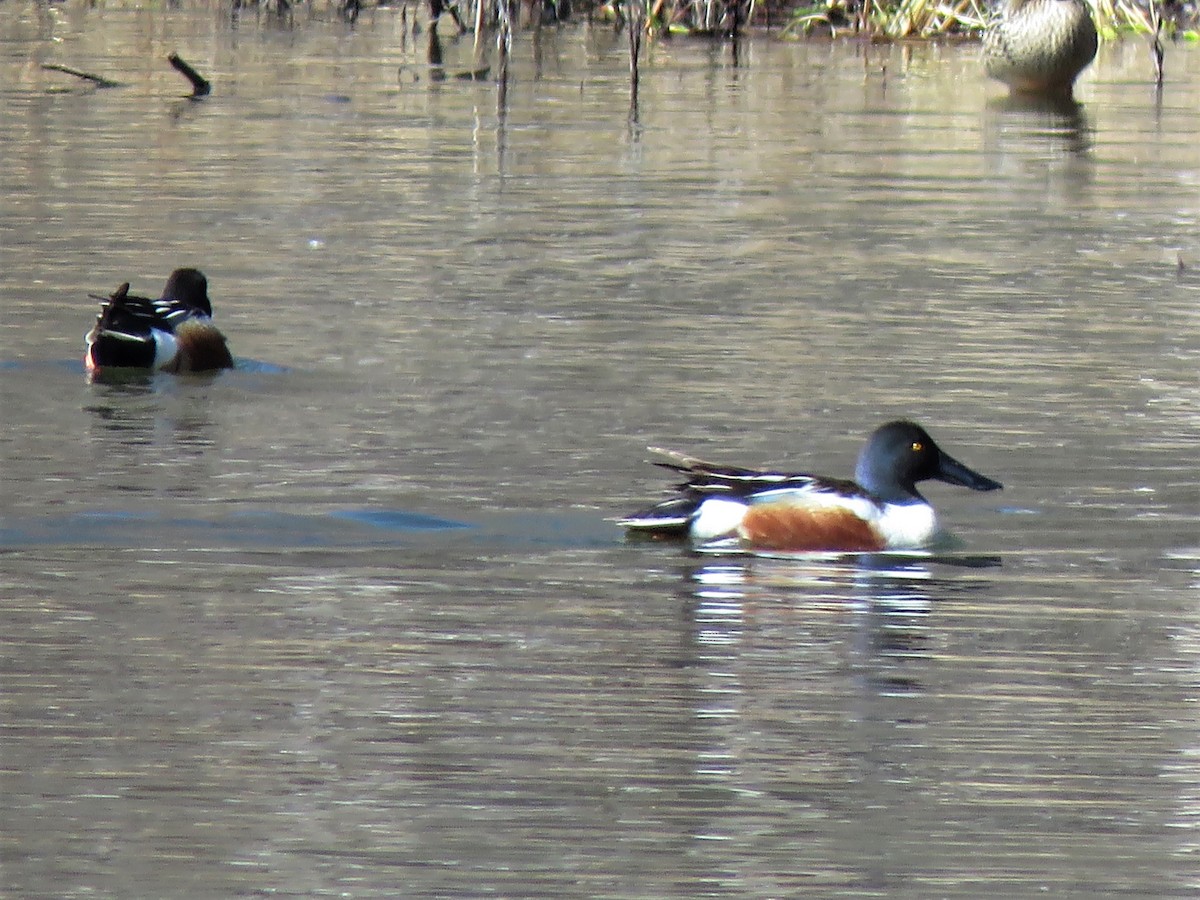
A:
[621, 448, 864, 535]
[87, 283, 189, 369]
[89, 283, 193, 337]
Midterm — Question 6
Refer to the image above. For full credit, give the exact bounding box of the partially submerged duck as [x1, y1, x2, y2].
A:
[620, 420, 1003, 553]
[85, 268, 233, 374]
[983, 0, 1098, 96]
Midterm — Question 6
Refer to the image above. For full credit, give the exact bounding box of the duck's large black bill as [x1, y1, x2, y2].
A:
[935, 451, 1003, 492]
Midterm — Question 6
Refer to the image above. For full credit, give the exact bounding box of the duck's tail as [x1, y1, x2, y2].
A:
[619, 447, 724, 538]
[86, 284, 157, 370]
[617, 495, 700, 537]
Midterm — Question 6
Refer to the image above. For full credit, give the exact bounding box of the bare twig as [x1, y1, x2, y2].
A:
[41, 63, 121, 88]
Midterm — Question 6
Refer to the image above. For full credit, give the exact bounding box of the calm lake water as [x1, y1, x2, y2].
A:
[2, 3, 1199, 897]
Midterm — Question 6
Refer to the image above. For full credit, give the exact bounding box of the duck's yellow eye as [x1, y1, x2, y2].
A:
[911, 441, 923, 452]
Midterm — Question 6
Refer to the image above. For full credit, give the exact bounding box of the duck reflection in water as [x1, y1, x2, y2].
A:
[682, 552, 1000, 735]
[83, 376, 220, 498]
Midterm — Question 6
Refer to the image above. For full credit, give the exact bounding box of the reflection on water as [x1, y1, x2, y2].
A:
[2, 7, 1200, 898]
[987, 90, 1091, 129]
[981, 92, 1095, 203]
[81, 375, 224, 499]
[689, 553, 980, 704]
[986, 90, 1092, 154]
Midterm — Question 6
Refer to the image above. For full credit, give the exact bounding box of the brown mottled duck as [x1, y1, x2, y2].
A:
[983, 0, 1098, 96]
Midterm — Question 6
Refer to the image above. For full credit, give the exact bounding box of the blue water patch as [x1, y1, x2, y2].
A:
[3, 510, 341, 548]
[0, 359, 88, 374]
[0, 358, 288, 377]
[0, 508, 624, 551]
[73, 510, 158, 522]
[331, 509, 471, 531]
[233, 358, 290, 375]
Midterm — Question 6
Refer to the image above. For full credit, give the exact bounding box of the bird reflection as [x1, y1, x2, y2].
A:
[678, 551, 1001, 742]
[673, 550, 1002, 881]
[985, 90, 1093, 156]
[687, 553, 951, 686]
[83, 375, 221, 499]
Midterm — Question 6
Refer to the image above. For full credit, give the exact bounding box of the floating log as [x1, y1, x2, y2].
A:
[168, 53, 211, 98]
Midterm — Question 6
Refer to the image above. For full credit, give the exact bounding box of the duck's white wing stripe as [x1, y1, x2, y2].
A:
[750, 485, 874, 513]
[106, 331, 151, 344]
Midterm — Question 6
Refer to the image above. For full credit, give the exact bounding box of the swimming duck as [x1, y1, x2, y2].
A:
[620, 420, 1003, 552]
[85, 268, 234, 373]
[983, 0, 1098, 96]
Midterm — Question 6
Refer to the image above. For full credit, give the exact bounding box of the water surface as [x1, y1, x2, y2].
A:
[2, 6, 1199, 897]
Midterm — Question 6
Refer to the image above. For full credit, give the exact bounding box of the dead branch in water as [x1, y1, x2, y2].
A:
[628, 0, 644, 118]
[168, 53, 211, 98]
[1149, 0, 1165, 91]
[429, 0, 470, 33]
[41, 63, 122, 89]
[497, 0, 513, 112]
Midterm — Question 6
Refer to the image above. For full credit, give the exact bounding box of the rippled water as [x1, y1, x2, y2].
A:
[2, 4, 1199, 896]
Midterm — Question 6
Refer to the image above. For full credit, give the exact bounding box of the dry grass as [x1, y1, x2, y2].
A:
[776, 0, 1200, 39]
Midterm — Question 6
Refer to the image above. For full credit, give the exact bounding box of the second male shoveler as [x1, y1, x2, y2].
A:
[620, 420, 1003, 552]
[85, 268, 234, 374]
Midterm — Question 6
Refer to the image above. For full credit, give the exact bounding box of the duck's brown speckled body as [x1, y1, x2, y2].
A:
[983, 0, 1097, 96]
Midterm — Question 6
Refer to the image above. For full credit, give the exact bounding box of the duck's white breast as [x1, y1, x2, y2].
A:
[874, 502, 938, 549]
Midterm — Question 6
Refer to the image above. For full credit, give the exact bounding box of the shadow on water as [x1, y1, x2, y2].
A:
[0, 507, 619, 550]
[0, 358, 285, 378]
[82, 358, 287, 383]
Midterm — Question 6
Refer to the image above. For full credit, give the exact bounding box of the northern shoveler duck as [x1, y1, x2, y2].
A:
[983, 0, 1097, 97]
[620, 421, 1003, 552]
[85, 268, 234, 374]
